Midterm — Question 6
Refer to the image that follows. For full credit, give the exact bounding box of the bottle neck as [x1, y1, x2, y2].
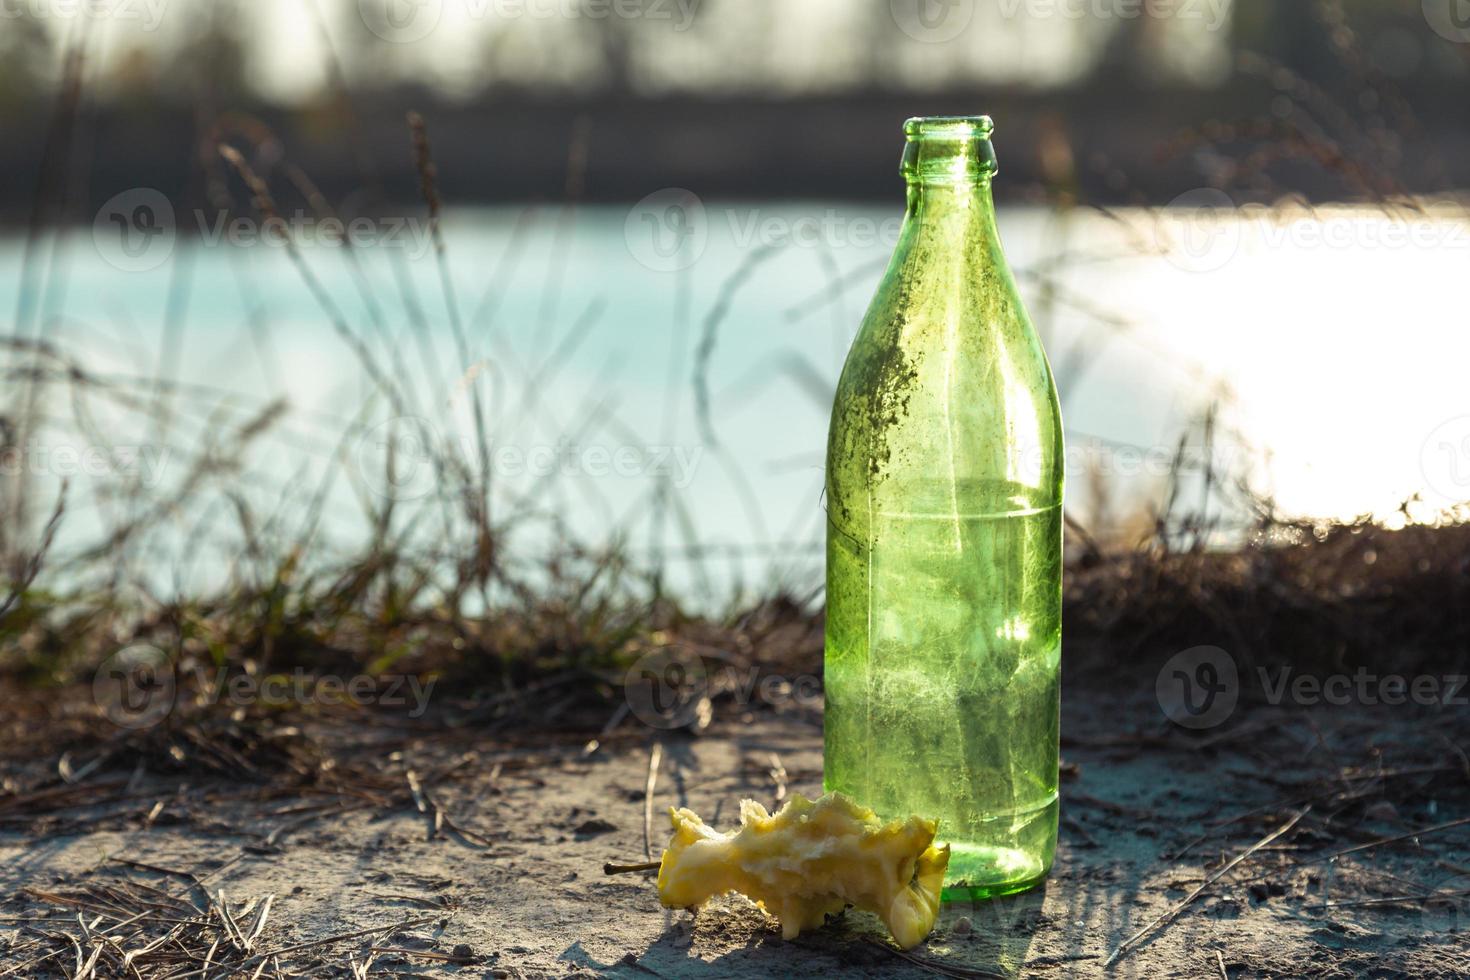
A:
[898, 115, 1002, 244]
[904, 179, 999, 230]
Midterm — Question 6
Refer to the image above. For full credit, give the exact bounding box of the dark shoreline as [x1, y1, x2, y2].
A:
[6, 79, 1469, 223]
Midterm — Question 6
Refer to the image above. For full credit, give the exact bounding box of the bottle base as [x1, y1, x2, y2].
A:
[939, 843, 1052, 903]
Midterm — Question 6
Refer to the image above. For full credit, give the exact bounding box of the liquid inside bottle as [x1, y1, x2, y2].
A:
[824, 116, 1063, 900]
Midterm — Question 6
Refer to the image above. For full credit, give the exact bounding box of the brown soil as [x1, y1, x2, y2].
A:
[3, 667, 1467, 979]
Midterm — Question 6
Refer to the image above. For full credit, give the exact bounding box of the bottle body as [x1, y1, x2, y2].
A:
[823, 117, 1063, 900]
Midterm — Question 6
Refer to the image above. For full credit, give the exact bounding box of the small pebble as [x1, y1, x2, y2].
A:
[953, 916, 973, 936]
[452, 943, 474, 962]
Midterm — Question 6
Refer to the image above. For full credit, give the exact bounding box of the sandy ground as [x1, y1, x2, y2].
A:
[3, 683, 1469, 978]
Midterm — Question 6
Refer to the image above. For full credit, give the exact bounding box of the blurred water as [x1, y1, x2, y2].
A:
[4, 200, 1468, 601]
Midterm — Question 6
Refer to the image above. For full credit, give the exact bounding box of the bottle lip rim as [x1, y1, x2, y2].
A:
[904, 116, 995, 139]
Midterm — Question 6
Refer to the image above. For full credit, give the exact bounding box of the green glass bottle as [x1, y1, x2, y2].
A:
[824, 116, 1063, 900]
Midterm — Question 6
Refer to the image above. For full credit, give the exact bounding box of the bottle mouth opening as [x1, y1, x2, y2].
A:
[901, 116, 998, 183]
[904, 116, 994, 141]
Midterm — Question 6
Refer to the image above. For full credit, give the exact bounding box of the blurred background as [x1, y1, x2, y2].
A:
[3, 0, 1470, 618]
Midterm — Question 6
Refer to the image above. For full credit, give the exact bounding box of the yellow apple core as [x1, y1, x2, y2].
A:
[656, 792, 950, 949]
